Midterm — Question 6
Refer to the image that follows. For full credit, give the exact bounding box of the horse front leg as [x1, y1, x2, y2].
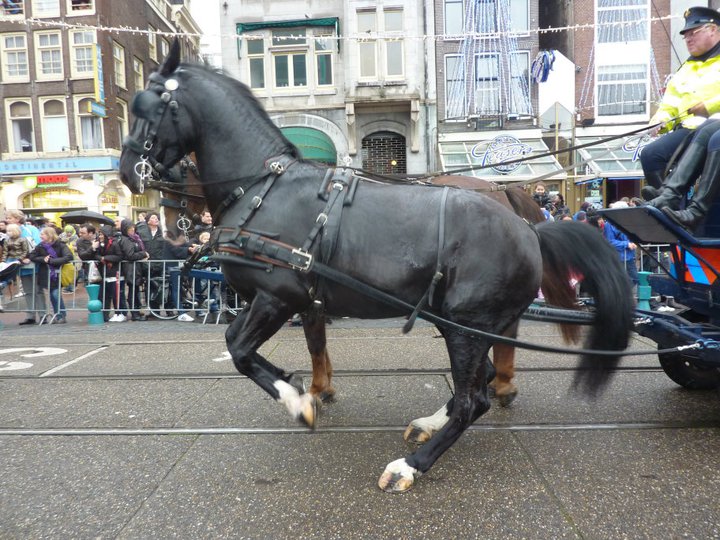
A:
[379, 331, 492, 493]
[226, 292, 319, 428]
[302, 310, 336, 402]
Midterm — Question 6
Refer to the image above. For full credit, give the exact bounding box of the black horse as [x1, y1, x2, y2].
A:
[120, 41, 633, 493]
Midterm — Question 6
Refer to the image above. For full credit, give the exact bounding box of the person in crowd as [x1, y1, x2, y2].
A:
[573, 201, 592, 220]
[191, 210, 213, 241]
[604, 202, 639, 287]
[59, 224, 79, 292]
[532, 182, 550, 208]
[94, 225, 129, 322]
[75, 223, 96, 279]
[5, 210, 43, 325]
[640, 7, 720, 203]
[28, 226, 73, 324]
[551, 193, 570, 219]
[119, 219, 150, 321]
[191, 230, 221, 319]
[163, 230, 194, 321]
[136, 211, 167, 315]
[0, 224, 30, 312]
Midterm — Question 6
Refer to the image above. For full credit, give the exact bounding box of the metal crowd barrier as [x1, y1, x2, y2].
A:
[0, 259, 245, 325]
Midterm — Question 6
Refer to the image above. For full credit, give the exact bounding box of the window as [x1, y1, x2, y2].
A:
[0, 0, 24, 16]
[41, 98, 70, 152]
[475, 0, 497, 34]
[357, 8, 404, 80]
[34, 0, 59, 17]
[148, 26, 157, 61]
[70, 30, 94, 78]
[7, 100, 34, 153]
[315, 31, 333, 86]
[67, 0, 94, 15]
[445, 0, 464, 36]
[272, 29, 307, 88]
[510, 0, 529, 33]
[77, 97, 104, 149]
[133, 57, 144, 90]
[116, 99, 128, 143]
[597, 0, 648, 43]
[247, 38, 265, 89]
[509, 51, 531, 115]
[112, 41, 126, 88]
[159, 38, 169, 60]
[597, 64, 647, 116]
[475, 54, 500, 114]
[1, 34, 28, 81]
[445, 55, 465, 120]
[35, 32, 63, 79]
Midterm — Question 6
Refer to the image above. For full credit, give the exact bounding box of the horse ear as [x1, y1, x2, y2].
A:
[159, 38, 181, 77]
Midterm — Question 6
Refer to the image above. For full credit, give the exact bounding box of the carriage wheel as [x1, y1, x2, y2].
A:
[658, 345, 720, 390]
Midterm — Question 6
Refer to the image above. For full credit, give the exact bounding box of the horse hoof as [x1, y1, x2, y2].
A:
[287, 373, 305, 394]
[403, 424, 432, 444]
[497, 390, 518, 407]
[378, 459, 418, 493]
[297, 394, 320, 429]
[318, 390, 336, 404]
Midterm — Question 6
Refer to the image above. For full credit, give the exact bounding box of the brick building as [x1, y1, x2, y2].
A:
[0, 0, 200, 224]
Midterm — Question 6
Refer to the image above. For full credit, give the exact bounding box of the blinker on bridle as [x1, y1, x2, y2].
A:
[124, 74, 181, 193]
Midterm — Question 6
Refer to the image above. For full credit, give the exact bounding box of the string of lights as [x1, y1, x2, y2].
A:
[0, 13, 683, 42]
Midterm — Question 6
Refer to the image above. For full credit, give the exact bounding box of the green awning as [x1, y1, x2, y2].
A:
[237, 17, 339, 35]
[281, 127, 336, 165]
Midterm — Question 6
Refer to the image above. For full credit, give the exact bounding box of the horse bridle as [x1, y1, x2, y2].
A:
[124, 71, 186, 192]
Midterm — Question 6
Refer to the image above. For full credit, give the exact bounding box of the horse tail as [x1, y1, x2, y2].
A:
[536, 220, 634, 396]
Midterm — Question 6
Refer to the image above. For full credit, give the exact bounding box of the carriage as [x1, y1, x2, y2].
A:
[598, 204, 720, 390]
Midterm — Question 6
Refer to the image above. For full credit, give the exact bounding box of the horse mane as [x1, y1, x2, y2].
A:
[179, 62, 302, 160]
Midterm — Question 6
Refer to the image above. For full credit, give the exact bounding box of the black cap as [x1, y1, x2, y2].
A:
[680, 6, 720, 34]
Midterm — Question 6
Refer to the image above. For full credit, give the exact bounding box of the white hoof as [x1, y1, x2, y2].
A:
[378, 458, 419, 493]
[274, 380, 319, 428]
[404, 405, 449, 444]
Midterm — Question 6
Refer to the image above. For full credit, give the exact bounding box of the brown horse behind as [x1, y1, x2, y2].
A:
[304, 175, 580, 406]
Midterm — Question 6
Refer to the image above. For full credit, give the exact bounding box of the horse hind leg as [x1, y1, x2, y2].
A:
[302, 310, 336, 403]
[226, 292, 320, 428]
[380, 331, 493, 493]
[489, 321, 519, 407]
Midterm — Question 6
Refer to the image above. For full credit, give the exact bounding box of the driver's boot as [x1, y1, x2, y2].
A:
[663, 148, 720, 229]
[640, 170, 665, 200]
[644, 142, 707, 210]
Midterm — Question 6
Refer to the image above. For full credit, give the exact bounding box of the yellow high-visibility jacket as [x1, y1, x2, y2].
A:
[651, 54, 720, 133]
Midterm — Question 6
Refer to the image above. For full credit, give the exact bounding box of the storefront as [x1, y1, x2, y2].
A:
[438, 129, 567, 198]
[574, 126, 648, 208]
[0, 155, 158, 224]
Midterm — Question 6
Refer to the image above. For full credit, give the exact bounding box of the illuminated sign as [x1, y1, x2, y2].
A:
[471, 135, 533, 174]
[93, 44, 105, 105]
[37, 175, 69, 186]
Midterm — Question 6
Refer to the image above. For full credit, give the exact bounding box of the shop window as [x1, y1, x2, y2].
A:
[35, 31, 63, 80]
[42, 98, 70, 152]
[70, 30, 94, 78]
[8, 100, 34, 153]
[1, 33, 29, 81]
[77, 97, 104, 150]
[113, 41, 126, 88]
[0, 0, 24, 16]
[22, 188, 84, 209]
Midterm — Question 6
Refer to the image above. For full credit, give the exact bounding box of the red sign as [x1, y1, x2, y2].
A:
[37, 175, 69, 186]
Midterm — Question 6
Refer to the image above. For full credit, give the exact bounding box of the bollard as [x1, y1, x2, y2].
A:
[637, 271, 651, 311]
[86, 283, 105, 325]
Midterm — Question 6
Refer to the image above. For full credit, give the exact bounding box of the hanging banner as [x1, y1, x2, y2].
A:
[92, 43, 105, 105]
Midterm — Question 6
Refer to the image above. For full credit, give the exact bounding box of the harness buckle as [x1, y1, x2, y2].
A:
[269, 161, 285, 175]
[290, 249, 313, 272]
[252, 195, 263, 209]
[332, 182, 344, 191]
[316, 213, 328, 225]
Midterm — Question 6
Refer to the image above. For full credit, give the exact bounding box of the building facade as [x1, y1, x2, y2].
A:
[0, 0, 200, 224]
[219, 0, 437, 176]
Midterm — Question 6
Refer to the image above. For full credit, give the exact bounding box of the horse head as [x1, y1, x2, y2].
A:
[120, 39, 192, 194]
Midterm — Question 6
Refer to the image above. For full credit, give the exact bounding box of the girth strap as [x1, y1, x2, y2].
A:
[403, 186, 449, 333]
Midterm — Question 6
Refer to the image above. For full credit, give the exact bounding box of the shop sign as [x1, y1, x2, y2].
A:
[23, 175, 69, 188]
[470, 135, 533, 175]
[622, 134, 655, 162]
[0, 156, 119, 174]
[100, 191, 119, 206]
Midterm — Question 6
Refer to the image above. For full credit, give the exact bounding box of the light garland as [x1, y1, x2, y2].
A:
[0, 13, 682, 42]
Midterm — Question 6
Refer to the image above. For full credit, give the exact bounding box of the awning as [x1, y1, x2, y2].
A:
[281, 127, 336, 164]
[438, 130, 566, 182]
[237, 17, 339, 35]
[574, 132, 646, 183]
